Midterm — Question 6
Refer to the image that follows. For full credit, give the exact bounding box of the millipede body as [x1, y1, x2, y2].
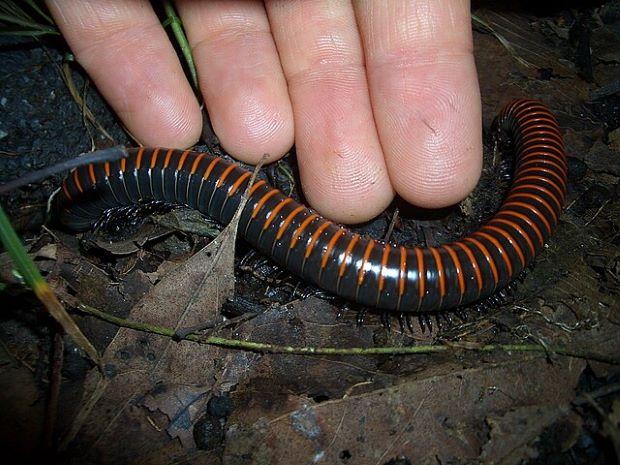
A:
[56, 100, 568, 314]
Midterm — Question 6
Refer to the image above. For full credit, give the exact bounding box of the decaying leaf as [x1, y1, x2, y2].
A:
[60, 198, 244, 460]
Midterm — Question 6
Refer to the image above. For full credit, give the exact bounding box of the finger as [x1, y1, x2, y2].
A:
[355, 0, 482, 208]
[265, 0, 393, 223]
[176, 0, 293, 163]
[46, 0, 201, 148]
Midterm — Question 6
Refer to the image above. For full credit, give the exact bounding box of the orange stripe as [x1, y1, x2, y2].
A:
[455, 242, 482, 293]
[506, 192, 557, 223]
[73, 170, 83, 193]
[252, 189, 279, 219]
[104, 162, 110, 177]
[498, 210, 544, 247]
[515, 105, 554, 121]
[465, 237, 499, 284]
[483, 225, 525, 267]
[263, 198, 293, 230]
[515, 105, 554, 120]
[398, 246, 407, 297]
[321, 229, 345, 269]
[489, 218, 535, 257]
[228, 172, 251, 197]
[519, 139, 564, 156]
[519, 127, 564, 145]
[203, 157, 221, 180]
[357, 240, 375, 286]
[503, 201, 552, 234]
[518, 158, 566, 177]
[163, 149, 174, 169]
[429, 247, 446, 299]
[176, 149, 191, 171]
[517, 176, 565, 205]
[512, 183, 562, 211]
[475, 231, 513, 277]
[338, 234, 360, 278]
[517, 167, 566, 192]
[88, 164, 96, 184]
[190, 153, 205, 175]
[248, 179, 266, 196]
[149, 148, 161, 169]
[414, 247, 425, 300]
[276, 205, 305, 240]
[378, 244, 391, 292]
[305, 221, 331, 259]
[62, 181, 72, 200]
[442, 244, 465, 296]
[290, 214, 318, 249]
[216, 163, 237, 188]
[135, 147, 145, 169]
[520, 136, 566, 152]
[520, 148, 567, 170]
[119, 158, 126, 173]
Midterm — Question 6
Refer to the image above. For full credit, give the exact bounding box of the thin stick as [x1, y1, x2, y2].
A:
[0, 146, 127, 194]
[162, 1, 198, 90]
[384, 208, 399, 242]
[76, 303, 620, 365]
[43, 330, 63, 450]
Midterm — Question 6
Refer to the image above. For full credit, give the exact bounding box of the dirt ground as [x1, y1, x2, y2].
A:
[1, 2, 619, 465]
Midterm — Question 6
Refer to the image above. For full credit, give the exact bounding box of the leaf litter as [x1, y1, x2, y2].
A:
[0, 3, 620, 465]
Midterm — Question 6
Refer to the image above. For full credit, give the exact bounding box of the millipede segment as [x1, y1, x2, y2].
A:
[56, 99, 567, 314]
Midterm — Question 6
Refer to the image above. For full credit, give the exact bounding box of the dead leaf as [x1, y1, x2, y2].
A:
[481, 405, 581, 465]
[223, 356, 584, 464]
[60, 198, 244, 460]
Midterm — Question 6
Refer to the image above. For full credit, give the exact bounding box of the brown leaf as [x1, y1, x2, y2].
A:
[481, 405, 581, 465]
[61, 204, 242, 460]
[223, 357, 585, 464]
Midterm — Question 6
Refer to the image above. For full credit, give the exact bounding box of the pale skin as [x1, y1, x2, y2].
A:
[46, 0, 482, 224]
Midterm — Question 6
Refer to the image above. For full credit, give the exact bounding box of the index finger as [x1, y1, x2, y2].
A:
[46, 0, 202, 148]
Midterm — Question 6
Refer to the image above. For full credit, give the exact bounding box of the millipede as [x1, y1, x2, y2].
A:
[56, 99, 568, 315]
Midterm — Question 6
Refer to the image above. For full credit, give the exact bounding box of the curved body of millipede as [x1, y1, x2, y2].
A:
[56, 99, 567, 314]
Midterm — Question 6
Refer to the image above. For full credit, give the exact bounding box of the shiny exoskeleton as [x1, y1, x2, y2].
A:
[56, 99, 567, 314]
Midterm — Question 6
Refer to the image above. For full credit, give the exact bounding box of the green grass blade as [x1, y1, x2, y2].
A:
[25, 0, 55, 26]
[0, 205, 99, 364]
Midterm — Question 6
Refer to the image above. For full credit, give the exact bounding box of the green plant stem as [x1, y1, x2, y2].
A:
[76, 302, 620, 364]
[162, 1, 198, 90]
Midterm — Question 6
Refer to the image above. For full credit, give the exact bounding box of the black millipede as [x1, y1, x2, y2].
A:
[55, 99, 568, 315]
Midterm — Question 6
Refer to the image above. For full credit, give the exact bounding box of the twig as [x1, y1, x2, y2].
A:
[162, 1, 198, 90]
[384, 208, 399, 242]
[43, 329, 63, 451]
[59, 60, 115, 142]
[0, 146, 127, 193]
[75, 303, 620, 364]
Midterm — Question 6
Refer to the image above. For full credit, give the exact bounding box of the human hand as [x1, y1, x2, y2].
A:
[47, 0, 482, 224]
